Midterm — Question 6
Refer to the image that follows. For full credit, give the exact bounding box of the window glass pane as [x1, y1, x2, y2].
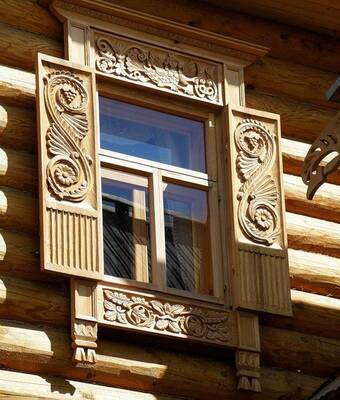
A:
[163, 183, 213, 295]
[99, 96, 206, 172]
[102, 173, 151, 282]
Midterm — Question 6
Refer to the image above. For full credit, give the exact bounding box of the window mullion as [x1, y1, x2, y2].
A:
[150, 169, 167, 291]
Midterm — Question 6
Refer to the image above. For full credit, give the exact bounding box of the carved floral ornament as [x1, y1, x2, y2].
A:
[44, 70, 93, 202]
[103, 290, 231, 343]
[235, 119, 280, 246]
[94, 35, 220, 104]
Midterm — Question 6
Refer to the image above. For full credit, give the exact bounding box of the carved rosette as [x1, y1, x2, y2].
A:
[103, 290, 231, 343]
[94, 36, 219, 103]
[235, 119, 280, 245]
[44, 70, 92, 202]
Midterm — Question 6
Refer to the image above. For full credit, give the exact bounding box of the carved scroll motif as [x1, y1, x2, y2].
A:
[235, 119, 280, 245]
[103, 290, 231, 343]
[44, 70, 92, 202]
[95, 36, 219, 103]
[302, 111, 340, 200]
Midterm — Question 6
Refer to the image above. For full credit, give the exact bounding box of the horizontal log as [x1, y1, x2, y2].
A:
[247, 90, 336, 143]
[0, 65, 35, 108]
[0, 22, 62, 71]
[260, 324, 340, 377]
[0, 319, 325, 399]
[281, 138, 340, 185]
[0, 228, 41, 280]
[289, 249, 340, 298]
[0, 275, 68, 327]
[0, 104, 36, 151]
[0, 369, 178, 400]
[0, 147, 37, 192]
[287, 212, 340, 258]
[245, 56, 339, 109]
[111, 0, 340, 73]
[262, 290, 340, 341]
[284, 174, 340, 223]
[0, 270, 339, 369]
[0, 0, 62, 41]
[0, 187, 37, 234]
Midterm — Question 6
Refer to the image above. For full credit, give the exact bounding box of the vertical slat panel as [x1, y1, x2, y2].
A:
[36, 54, 103, 279]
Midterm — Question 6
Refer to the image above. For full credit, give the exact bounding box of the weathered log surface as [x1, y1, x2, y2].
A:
[285, 174, 340, 223]
[0, 319, 326, 399]
[287, 212, 340, 258]
[247, 90, 336, 143]
[262, 290, 340, 341]
[0, 66, 35, 108]
[0, 22, 62, 71]
[0, 0, 62, 40]
[108, 0, 340, 73]
[289, 249, 340, 298]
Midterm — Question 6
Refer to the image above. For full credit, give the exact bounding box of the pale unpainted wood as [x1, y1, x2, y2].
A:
[108, 0, 340, 73]
[0, 0, 62, 40]
[245, 55, 339, 110]
[282, 138, 340, 186]
[0, 369, 179, 400]
[0, 147, 37, 192]
[0, 66, 35, 107]
[289, 249, 340, 298]
[284, 174, 340, 223]
[247, 90, 336, 143]
[0, 275, 68, 327]
[260, 324, 340, 377]
[0, 22, 62, 71]
[287, 212, 340, 258]
[262, 290, 340, 341]
[0, 187, 37, 234]
[0, 104, 36, 152]
[0, 319, 325, 400]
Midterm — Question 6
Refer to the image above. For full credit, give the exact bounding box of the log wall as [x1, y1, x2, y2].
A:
[0, 0, 338, 399]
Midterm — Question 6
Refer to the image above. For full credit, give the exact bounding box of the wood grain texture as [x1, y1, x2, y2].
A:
[285, 174, 340, 223]
[0, 319, 325, 400]
[262, 290, 340, 341]
[0, 105, 36, 151]
[0, 66, 35, 107]
[108, 0, 340, 73]
[0, 22, 62, 71]
[289, 249, 340, 298]
[287, 212, 340, 257]
[247, 90, 336, 143]
[0, 0, 62, 40]
[0, 370, 179, 400]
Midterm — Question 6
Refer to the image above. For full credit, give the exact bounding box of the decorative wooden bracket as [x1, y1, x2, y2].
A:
[302, 111, 340, 199]
[71, 279, 98, 364]
[236, 350, 261, 392]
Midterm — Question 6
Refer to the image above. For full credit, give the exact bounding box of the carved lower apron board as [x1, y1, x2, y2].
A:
[71, 284, 261, 393]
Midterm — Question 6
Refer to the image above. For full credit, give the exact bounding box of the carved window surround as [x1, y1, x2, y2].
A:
[35, 0, 291, 394]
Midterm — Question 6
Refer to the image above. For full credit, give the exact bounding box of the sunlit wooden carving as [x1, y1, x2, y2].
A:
[235, 118, 280, 245]
[44, 70, 92, 202]
[103, 289, 231, 344]
[302, 111, 340, 199]
[94, 33, 221, 104]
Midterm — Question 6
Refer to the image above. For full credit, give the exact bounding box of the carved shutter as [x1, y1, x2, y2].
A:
[36, 54, 103, 280]
[226, 106, 291, 316]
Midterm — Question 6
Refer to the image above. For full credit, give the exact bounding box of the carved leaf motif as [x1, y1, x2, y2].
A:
[95, 36, 218, 103]
[235, 119, 280, 245]
[44, 70, 92, 202]
[103, 290, 231, 344]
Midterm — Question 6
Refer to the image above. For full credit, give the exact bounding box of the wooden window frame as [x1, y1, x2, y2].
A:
[37, 0, 291, 393]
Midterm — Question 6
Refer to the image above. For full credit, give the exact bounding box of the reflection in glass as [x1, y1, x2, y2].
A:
[163, 183, 213, 295]
[102, 174, 151, 282]
[99, 96, 206, 172]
